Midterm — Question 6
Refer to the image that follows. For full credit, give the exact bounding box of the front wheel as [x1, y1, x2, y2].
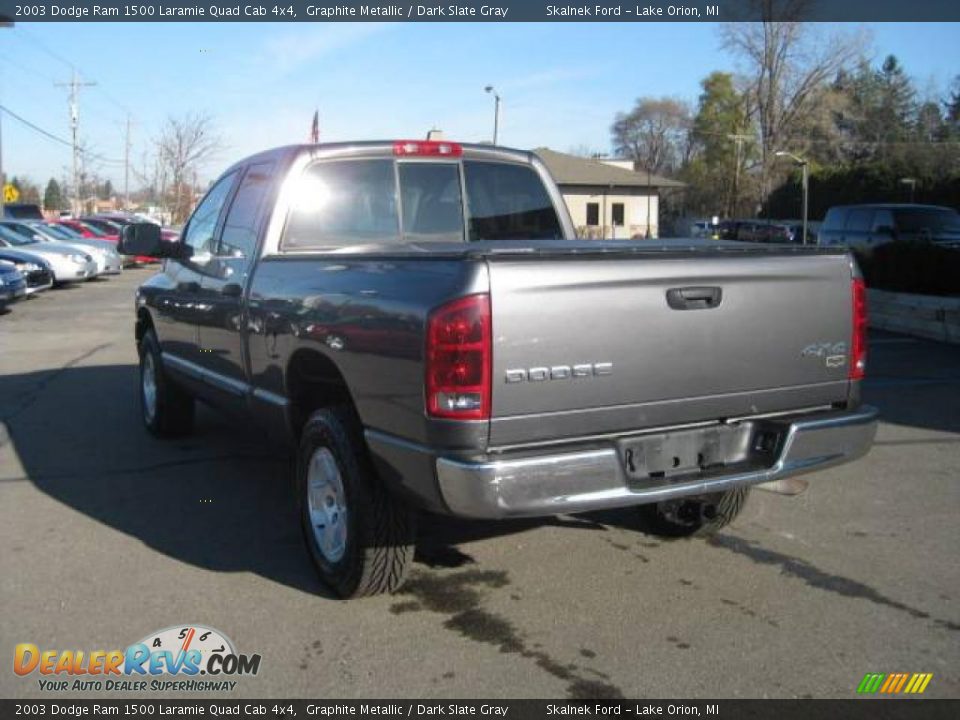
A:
[296, 407, 416, 598]
[636, 486, 750, 538]
[138, 329, 195, 437]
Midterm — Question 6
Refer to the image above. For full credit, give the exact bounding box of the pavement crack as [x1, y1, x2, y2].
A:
[1, 343, 113, 423]
[710, 534, 958, 633]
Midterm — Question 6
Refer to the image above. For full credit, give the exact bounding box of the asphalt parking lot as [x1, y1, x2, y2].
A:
[1, 269, 958, 700]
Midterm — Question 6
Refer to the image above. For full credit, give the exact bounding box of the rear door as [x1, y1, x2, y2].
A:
[486, 250, 853, 446]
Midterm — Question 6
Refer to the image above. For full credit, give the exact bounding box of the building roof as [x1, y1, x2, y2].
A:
[533, 148, 686, 190]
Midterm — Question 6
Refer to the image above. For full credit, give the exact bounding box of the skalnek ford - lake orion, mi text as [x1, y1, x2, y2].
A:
[547, 4, 718, 16]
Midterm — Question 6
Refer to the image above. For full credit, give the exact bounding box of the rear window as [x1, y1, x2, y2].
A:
[463, 161, 562, 241]
[282, 156, 562, 249]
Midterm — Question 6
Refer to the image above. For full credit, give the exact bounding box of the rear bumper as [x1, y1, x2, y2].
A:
[432, 406, 878, 519]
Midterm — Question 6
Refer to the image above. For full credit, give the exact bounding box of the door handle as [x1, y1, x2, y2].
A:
[221, 283, 243, 298]
[177, 281, 199, 292]
[666, 286, 722, 310]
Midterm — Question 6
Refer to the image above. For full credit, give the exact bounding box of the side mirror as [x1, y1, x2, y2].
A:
[119, 223, 190, 259]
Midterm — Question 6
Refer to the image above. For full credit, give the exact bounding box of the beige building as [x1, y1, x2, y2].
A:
[534, 148, 684, 239]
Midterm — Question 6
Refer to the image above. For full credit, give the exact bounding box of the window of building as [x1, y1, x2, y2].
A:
[611, 203, 625, 227]
[586, 202, 599, 226]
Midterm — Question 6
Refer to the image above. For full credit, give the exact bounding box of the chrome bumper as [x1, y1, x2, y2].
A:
[435, 406, 879, 519]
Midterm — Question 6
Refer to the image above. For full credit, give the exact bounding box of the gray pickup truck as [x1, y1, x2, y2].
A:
[122, 140, 878, 598]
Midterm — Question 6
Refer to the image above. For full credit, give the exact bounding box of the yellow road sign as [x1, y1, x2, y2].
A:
[3, 183, 19, 203]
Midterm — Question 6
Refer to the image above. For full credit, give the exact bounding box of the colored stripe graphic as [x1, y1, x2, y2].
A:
[857, 672, 932, 694]
[858, 673, 885, 694]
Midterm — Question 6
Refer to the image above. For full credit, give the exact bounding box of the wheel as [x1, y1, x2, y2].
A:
[637, 486, 750, 538]
[296, 407, 416, 598]
[138, 329, 195, 437]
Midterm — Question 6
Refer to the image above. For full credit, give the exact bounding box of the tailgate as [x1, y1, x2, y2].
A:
[487, 251, 853, 447]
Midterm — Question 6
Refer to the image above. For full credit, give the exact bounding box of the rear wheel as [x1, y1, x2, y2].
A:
[637, 487, 750, 538]
[296, 407, 416, 598]
[138, 329, 195, 437]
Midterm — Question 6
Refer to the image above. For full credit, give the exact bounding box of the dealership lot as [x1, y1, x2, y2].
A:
[1, 269, 957, 699]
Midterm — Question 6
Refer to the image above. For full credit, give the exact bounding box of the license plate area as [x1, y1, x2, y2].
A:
[617, 423, 774, 483]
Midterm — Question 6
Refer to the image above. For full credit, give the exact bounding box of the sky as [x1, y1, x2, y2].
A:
[1, 21, 958, 191]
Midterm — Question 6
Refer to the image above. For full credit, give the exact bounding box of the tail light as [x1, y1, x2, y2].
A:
[850, 278, 867, 380]
[393, 140, 463, 157]
[426, 294, 491, 420]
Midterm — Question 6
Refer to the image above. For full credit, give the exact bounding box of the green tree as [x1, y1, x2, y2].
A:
[688, 72, 753, 217]
[43, 178, 63, 212]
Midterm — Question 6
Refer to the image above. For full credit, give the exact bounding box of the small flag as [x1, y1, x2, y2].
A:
[310, 110, 319, 144]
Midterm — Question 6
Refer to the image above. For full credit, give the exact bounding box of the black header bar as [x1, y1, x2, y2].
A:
[1, 0, 959, 23]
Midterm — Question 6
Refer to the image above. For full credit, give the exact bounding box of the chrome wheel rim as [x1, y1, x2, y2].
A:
[306, 448, 348, 563]
[142, 352, 157, 424]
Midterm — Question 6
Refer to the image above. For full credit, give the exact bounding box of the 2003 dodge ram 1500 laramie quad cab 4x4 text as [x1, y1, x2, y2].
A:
[121, 140, 878, 598]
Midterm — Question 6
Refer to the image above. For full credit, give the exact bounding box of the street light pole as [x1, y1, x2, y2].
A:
[484, 85, 500, 145]
[775, 151, 809, 245]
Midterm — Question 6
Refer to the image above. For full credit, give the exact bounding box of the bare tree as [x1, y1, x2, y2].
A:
[721, 0, 864, 206]
[611, 98, 692, 174]
[155, 114, 222, 223]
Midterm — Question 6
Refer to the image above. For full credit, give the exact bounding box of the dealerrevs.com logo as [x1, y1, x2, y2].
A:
[13, 624, 261, 692]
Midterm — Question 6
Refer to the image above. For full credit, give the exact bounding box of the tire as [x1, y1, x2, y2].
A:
[138, 329, 195, 437]
[296, 407, 416, 598]
[637, 486, 750, 538]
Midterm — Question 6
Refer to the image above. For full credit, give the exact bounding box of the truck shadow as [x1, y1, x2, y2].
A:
[0, 364, 580, 598]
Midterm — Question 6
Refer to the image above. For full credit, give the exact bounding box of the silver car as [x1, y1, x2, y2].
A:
[0, 226, 98, 284]
[0, 221, 119, 277]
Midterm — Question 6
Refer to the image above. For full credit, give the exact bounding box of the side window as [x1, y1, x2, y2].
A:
[182, 171, 238, 257]
[463, 161, 563, 241]
[822, 208, 843, 230]
[219, 162, 275, 264]
[872, 209, 894, 232]
[845, 209, 873, 232]
[586, 203, 600, 227]
[283, 160, 398, 249]
[398, 163, 463, 243]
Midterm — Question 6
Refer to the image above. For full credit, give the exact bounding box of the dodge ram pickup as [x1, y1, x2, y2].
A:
[121, 140, 878, 598]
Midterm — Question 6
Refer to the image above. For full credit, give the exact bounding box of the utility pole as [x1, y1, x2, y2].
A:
[55, 70, 96, 215]
[0, 19, 13, 218]
[122, 113, 135, 210]
[727, 133, 751, 219]
[484, 85, 501, 145]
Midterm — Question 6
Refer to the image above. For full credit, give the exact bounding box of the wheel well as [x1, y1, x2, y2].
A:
[135, 309, 154, 344]
[286, 350, 356, 437]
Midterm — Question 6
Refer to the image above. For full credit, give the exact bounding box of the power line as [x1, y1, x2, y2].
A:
[0, 104, 124, 165]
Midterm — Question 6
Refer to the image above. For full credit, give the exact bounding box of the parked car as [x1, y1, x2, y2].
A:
[122, 140, 878, 598]
[0, 260, 28, 310]
[1, 202, 44, 220]
[36, 222, 125, 274]
[0, 247, 54, 295]
[818, 204, 960, 250]
[57, 218, 118, 241]
[0, 225, 98, 284]
[0, 221, 120, 276]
